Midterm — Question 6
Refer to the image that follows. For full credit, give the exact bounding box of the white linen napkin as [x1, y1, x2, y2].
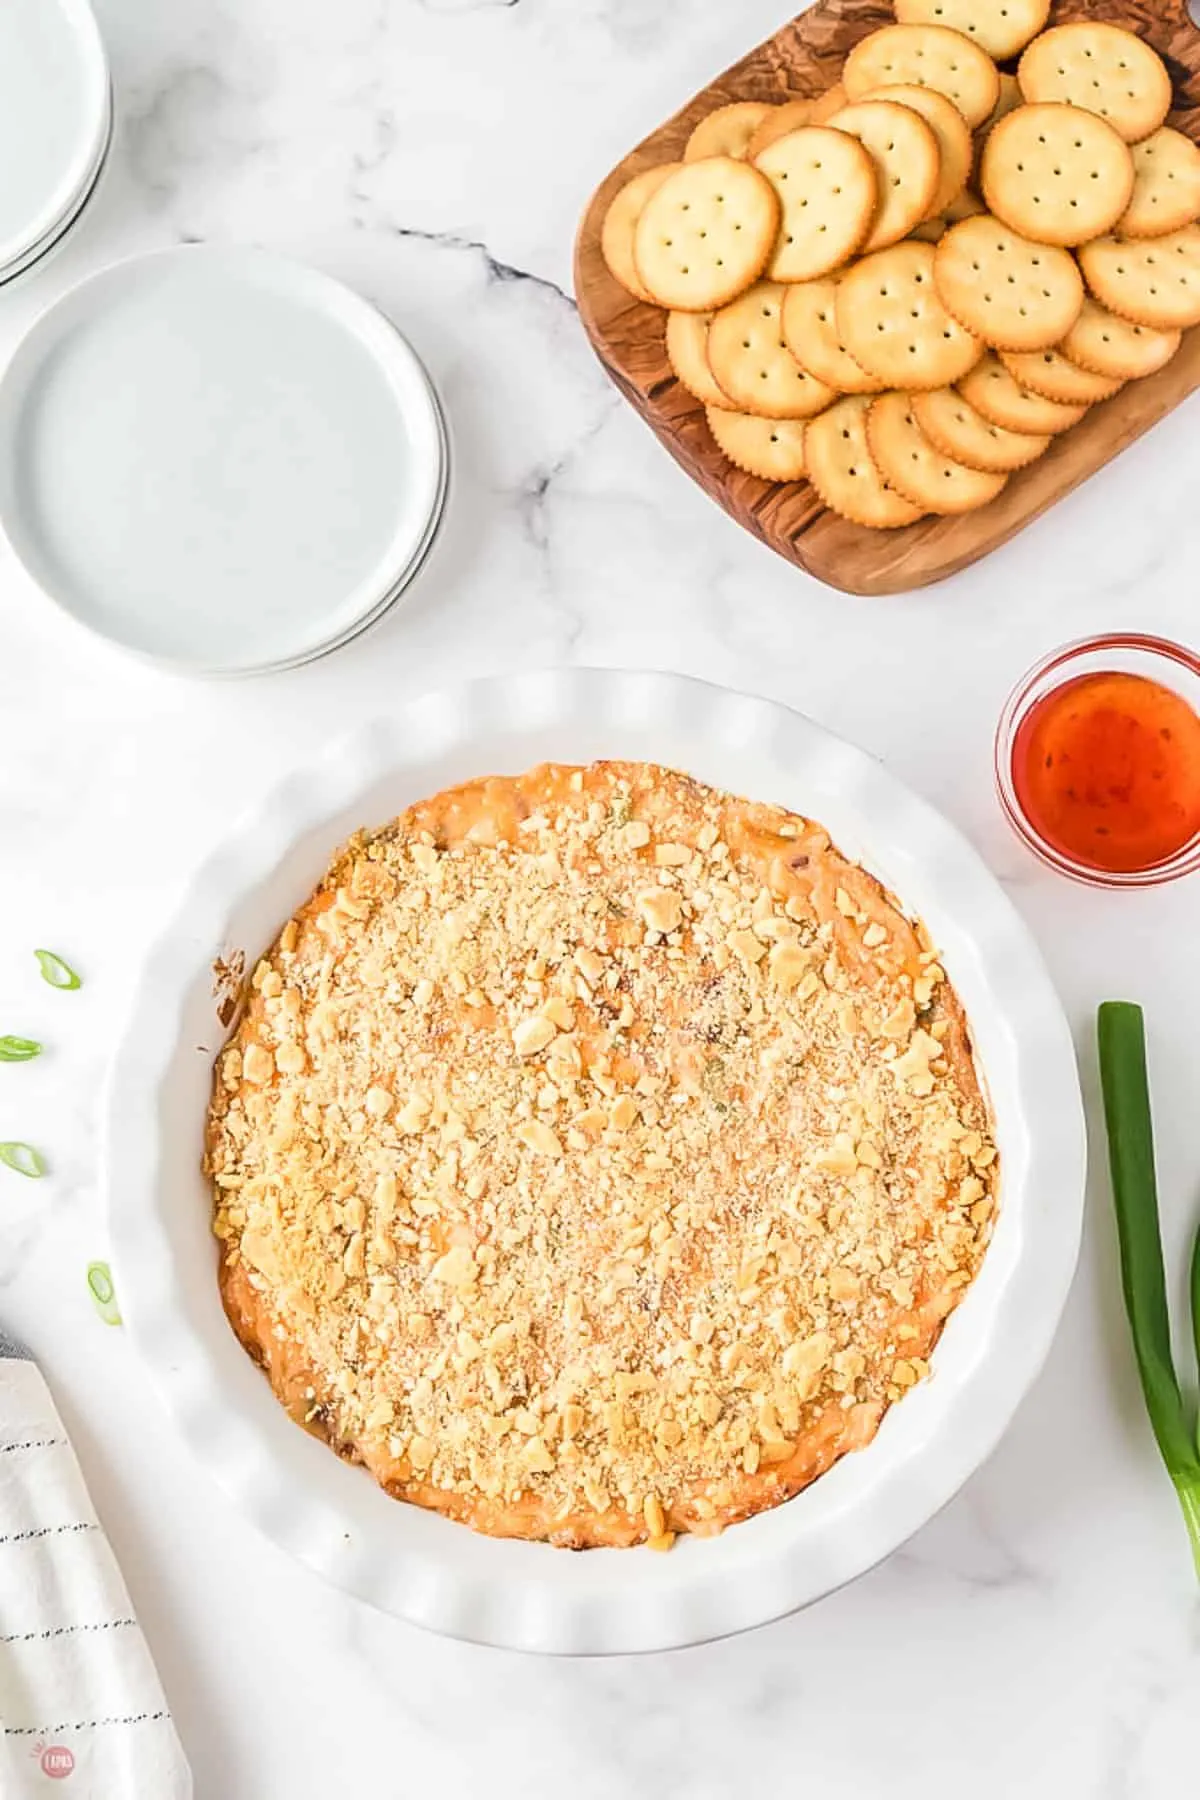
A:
[0, 1328, 192, 1798]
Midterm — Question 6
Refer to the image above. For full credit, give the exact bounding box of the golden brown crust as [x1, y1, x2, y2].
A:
[207, 762, 997, 1549]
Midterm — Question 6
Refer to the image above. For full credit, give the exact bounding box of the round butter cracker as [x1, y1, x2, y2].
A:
[805, 394, 925, 527]
[746, 98, 815, 160]
[601, 163, 684, 302]
[782, 278, 886, 393]
[1018, 23, 1171, 145]
[686, 102, 776, 164]
[866, 388, 1008, 513]
[706, 406, 809, 480]
[1119, 128, 1200, 240]
[934, 213, 1083, 350]
[1078, 225, 1200, 330]
[912, 385, 1050, 471]
[895, 0, 1049, 64]
[826, 99, 941, 250]
[998, 345, 1124, 405]
[860, 83, 972, 218]
[836, 240, 982, 390]
[666, 310, 727, 406]
[981, 104, 1133, 247]
[959, 349, 1088, 433]
[754, 125, 878, 281]
[634, 157, 780, 311]
[707, 281, 838, 418]
[844, 24, 1000, 131]
[1059, 295, 1180, 381]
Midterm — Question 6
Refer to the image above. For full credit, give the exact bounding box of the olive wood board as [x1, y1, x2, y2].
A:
[573, 0, 1200, 594]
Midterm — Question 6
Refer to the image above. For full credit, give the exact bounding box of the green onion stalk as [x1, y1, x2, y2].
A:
[1098, 1001, 1200, 1580]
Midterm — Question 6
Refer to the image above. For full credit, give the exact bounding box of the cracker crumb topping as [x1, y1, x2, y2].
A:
[208, 761, 997, 1548]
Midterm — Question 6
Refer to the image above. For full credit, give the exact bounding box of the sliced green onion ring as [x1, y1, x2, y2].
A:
[87, 1262, 122, 1326]
[0, 1036, 42, 1062]
[34, 949, 82, 991]
[0, 1141, 46, 1177]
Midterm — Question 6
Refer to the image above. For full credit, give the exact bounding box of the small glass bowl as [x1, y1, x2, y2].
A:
[994, 632, 1200, 889]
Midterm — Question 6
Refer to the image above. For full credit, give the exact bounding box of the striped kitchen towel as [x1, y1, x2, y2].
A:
[0, 1326, 191, 1798]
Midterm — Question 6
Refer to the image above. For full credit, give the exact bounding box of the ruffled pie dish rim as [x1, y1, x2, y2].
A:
[104, 668, 1085, 1653]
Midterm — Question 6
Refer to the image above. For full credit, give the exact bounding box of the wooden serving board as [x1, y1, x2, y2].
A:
[574, 0, 1200, 595]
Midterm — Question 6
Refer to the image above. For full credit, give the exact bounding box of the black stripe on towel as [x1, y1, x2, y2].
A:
[0, 1522, 99, 1546]
[1, 1618, 137, 1645]
[0, 1438, 67, 1455]
[6, 1710, 171, 1737]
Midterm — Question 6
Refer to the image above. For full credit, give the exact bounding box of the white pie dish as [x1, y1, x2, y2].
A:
[105, 669, 1085, 1653]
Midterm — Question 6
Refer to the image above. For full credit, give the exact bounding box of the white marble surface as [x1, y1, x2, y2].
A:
[1, 1, 1198, 1794]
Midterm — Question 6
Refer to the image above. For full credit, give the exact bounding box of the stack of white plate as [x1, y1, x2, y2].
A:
[0, 0, 112, 288]
[0, 247, 450, 673]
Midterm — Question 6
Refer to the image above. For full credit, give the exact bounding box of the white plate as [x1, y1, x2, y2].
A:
[0, 82, 112, 290]
[0, 247, 446, 674]
[251, 375, 452, 672]
[0, 0, 109, 276]
[105, 670, 1085, 1654]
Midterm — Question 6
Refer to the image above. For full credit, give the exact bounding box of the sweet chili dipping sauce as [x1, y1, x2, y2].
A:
[1010, 668, 1200, 874]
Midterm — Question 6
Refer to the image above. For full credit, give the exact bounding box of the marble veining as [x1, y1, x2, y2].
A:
[0, 0, 1197, 1794]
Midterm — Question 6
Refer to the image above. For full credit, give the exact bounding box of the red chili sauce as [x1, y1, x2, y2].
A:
[1011, 670, 1200, 874]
